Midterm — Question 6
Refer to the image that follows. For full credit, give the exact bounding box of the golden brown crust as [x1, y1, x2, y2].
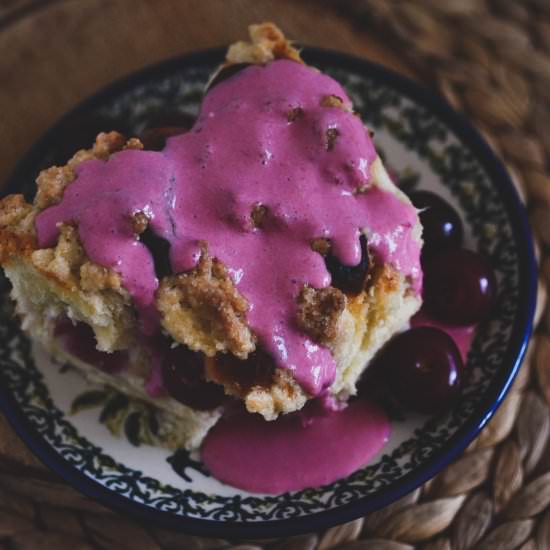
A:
[296, 285, 346, 345]
[0, 194, 34, 229]
[34, 165, 76, 212]
[156, 251, 255, 358]
[0, 230, 35, 264]
[0, 194, 36, 263]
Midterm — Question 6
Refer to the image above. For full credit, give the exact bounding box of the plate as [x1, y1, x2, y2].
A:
[0, 48, 537, 538]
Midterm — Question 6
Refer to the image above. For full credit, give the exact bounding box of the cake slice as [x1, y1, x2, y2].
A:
[0, 23, 422, 449]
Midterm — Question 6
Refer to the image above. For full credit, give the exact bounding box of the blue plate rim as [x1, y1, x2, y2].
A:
[0, 46, 537, 538]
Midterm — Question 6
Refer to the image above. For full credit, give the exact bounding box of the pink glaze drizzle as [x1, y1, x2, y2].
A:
[35, 59, 421, 396]
[201, 399, 390, 493]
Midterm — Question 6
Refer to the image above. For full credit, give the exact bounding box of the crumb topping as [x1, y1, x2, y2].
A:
[205, 354, 307, 420]
[34, 132, 131, 211]
[30, 224, 127, 297]
[225, 22, 303, 66]
[325, 127, 340, 151]
[131, 211, 150, 235]
[320, 94, 345, 109]
[250, 203, 268, 228]
[287, 107, 305, 122]
[310, 237, 331, 256]
[297, 285, 347, 345]
[80, 261, 125, 293]
[31, 224, 84, 289]
[0, 194, 33, 229]
[0, 195, 36, 262]
[156, 250, 255, 358]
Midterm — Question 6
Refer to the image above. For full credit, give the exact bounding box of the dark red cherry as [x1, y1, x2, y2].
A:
[55, 319, 128, 374]
[325, 234, 370, 294]
[140, 111, 196, 150]
[139, 227, 172, 279]
[409, 191, 463, 256]
[214, 349, 276, 392]
[162, 346, 226, 410]
[375, 327, 464, 413]
[423, 248, 497, 326]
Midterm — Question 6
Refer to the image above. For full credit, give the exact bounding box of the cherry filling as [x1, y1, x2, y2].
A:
[325, 234, 370, 295]
[409, 191, 463, 258]
[423, 248, 497, 326]
[54, 318, 128, 374]
[161, 345, 226, 410]
[139, 111, 197, 151]
[212, 349, 276, 394]
[139, 227, 172, 279]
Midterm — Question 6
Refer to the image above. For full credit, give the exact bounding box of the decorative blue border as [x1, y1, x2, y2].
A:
[0, 47, 537, 538]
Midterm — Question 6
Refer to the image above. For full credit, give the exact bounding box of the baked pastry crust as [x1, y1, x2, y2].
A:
[0, 22, 422, 446]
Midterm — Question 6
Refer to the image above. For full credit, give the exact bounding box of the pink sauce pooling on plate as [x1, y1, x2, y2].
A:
[201, 399, 390, 494]
[200, 314, 476, 494]
[35, 59, 421, 396]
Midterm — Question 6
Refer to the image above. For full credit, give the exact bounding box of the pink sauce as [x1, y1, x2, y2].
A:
[201, 310, 477, 494]
[201, 399, 390, 493]
[35, 59, 421, 396]
[411, 311, 474, 362]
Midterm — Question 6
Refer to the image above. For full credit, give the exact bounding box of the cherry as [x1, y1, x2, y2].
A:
[214, 349, 275, 392]
[140, 111, 196, 150]
[139, 227, 172, 279]
[325, 234, 370, 295]
[55, 319, 128, 373]
[423, 248, 497, 326]
[409, 191, 463, 257]
[162, 346, 226, 410]
[374, 327, 464, 414]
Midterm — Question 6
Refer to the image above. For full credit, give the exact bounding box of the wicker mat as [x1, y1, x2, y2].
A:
[1, 1, 550, 548]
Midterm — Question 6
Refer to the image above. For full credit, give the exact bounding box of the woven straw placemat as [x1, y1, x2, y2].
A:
[1, 1, 550, 548]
